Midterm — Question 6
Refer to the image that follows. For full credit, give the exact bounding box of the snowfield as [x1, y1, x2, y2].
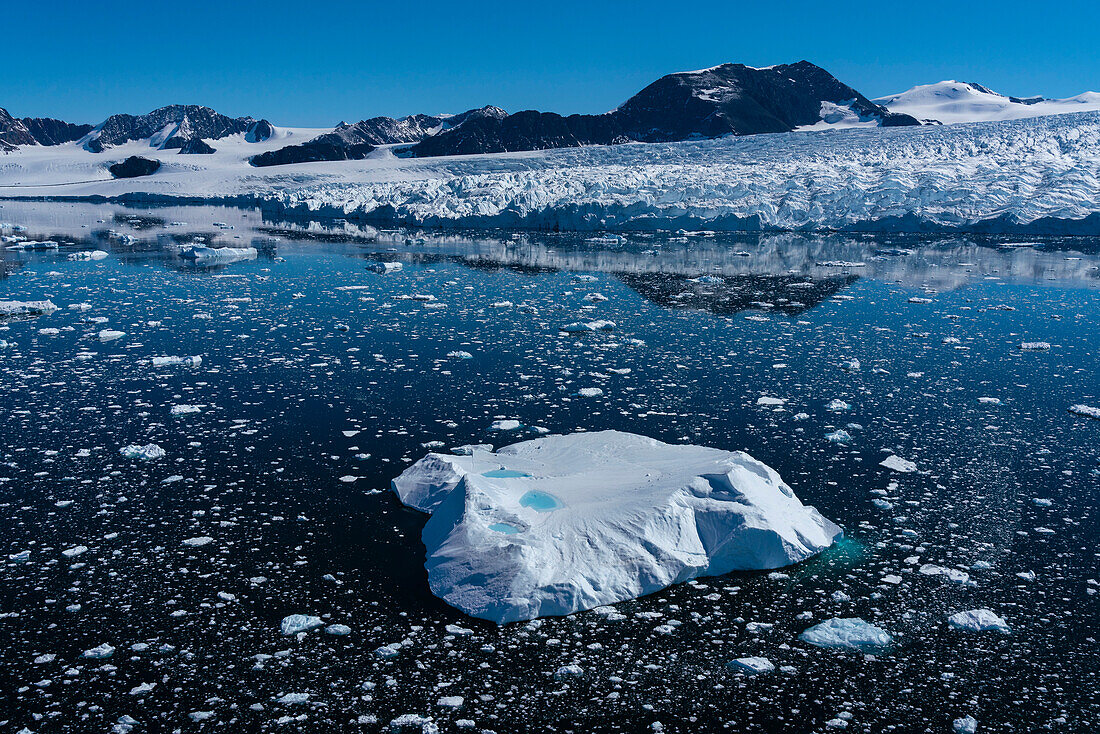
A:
[392, 430, 841, 623]
[2, 112, 1099, 233]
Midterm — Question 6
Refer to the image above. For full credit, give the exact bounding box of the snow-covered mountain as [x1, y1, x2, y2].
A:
[82, 105, 274, 153]
[875, 81, 1100, 125]
[4, 107, 1097, 235]
[410, 61, 920, 157]
[0, 106, 92, 151]
[251, 106, 506, 167]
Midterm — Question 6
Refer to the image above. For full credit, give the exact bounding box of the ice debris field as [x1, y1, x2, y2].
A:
[0, 201, 1098, 732]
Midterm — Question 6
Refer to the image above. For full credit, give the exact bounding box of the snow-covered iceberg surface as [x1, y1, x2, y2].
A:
[391, 430, 842, 624]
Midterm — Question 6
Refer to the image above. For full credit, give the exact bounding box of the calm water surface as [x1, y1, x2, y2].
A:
[1, 201, 1098, 733]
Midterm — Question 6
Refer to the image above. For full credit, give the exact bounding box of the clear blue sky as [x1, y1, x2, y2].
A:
[6, 0, 1098, 126]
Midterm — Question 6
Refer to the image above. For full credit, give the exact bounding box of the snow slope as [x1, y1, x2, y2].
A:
[2, 111, 1099, 234]
[392, 430, 841, 623]
[876, 81, 1100, 125]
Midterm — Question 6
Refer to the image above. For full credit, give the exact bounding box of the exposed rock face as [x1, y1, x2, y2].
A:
[1, 107, 92, 150]
[177, 138, 216, 154]
[0, 107, 35, 150]
[85, 105, 273, 152]
[412, 61, 919, 157]
[19, 117, 94, 146]
[108, 155, 161, 178]
[251, 106, 506, 167]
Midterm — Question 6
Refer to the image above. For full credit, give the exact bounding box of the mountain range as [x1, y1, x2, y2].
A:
[2, 62, 1097, 165]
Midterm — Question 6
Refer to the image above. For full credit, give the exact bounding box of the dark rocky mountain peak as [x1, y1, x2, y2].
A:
[251, 106, 506, 167]
[411, 61, 920, 158]
[1, 106, 92, 150]
[84, 105, 274, 152]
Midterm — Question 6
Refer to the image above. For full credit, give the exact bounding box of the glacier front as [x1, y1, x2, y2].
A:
[391, 430, 841, 623]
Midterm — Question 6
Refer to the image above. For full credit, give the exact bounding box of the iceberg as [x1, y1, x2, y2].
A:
[798, 617, 894, 651]
[391, 430, 841, 623]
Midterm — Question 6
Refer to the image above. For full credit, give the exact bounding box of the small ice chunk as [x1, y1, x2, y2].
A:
[81, 643, 116, 659]
[280, 614, 324, 635]
[952, 715, 978, 734]
[325, 624, 352, 636]
[879, 455, 917, 473]
[181, 536, 214, 547]
[798, 617, 894, 651]
[726, 656, 775, 674]
[947, 609, 1010, 634]
[120, 444, 166, 461]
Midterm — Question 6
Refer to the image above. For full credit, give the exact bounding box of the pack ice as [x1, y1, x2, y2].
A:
[391, 430, 841, 623]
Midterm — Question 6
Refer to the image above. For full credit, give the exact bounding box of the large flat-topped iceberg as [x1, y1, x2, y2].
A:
[392, 430, 841, 623]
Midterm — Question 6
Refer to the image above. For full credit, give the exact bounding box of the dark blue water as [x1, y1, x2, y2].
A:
[1, 202, 1098, 733]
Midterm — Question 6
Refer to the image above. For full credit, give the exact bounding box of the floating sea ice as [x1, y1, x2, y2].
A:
[919, 564, 972, 585]
[98, 329, 126, 342]
[575, 387, 603, 397]
[798, 617, 894, 652]
[170, 404, 201, 416]
[62, 545, 88, 558]
[0, 299, 58, 316]
[325, 624, 351, 636]
[978, 397, 1001, 405]
[447, 351, 473, 359]
[374, 642, 402, 658]
[952, 715, 978, 734]
[554, 664, 584, 679]
[280, 614, 324, 635]
[825, 430, 853, 444]
[825, 399, 851, 412]
[181, 536, 214, 547]
[151, 355, 202, 367]
[726, 656, 775, 674]
[879, 455, 917, 473]
[275, 693, 310, 704]
[437, 696, 464, 709]
[120, 444, 166, 461]
[368, 261, 403, 273]
[947, 609, 1011, 634]
[1069, 404, 1100, 420]
[81, 643, 115, 659]
[1018, 342, 1051, 351]
[489, 419, 522, 431]
[68, 250, 109, 261]
[560, 320, 615, 333]
[756, 396, 786, 406]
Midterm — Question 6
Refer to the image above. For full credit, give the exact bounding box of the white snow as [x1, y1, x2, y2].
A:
[391, 430, 841, 623]
[876, 81, 1100, 125]
[947, 609, 1011, 634]
[798, 617, 894, 651]
[2, 112, 1099, 234]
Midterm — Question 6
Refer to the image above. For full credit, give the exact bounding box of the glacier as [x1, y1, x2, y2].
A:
[391, 430, 841, 624]
[2, 111, 1099, 234]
